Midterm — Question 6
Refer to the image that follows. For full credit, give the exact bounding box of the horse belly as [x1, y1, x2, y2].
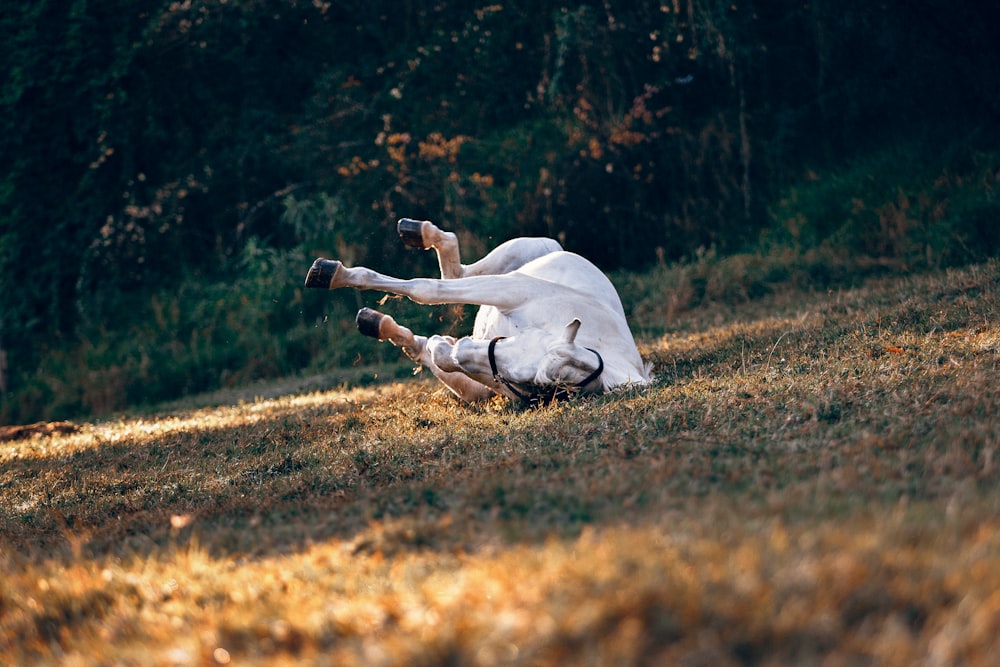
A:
[472, 304, 540, 340]
[519, 252, 626, 318]
[472, 305, 506, 339]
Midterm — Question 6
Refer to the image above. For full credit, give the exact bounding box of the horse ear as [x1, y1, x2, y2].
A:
[562, 318, 582, 344]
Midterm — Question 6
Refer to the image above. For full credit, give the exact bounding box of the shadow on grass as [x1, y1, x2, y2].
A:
[0, 378, 750, 565]
[2, 392, 701, 562]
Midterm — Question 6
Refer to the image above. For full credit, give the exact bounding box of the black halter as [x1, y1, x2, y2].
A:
[487, 336, 604, 407]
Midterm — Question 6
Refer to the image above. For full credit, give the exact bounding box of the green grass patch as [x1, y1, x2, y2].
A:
[769, 142, 1000, 267]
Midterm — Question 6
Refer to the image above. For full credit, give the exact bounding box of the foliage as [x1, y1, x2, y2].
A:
[769, 143, 1000, 266]
[2, 0, 999, 423]
[7, 240, 425, 421]
[1, 259, 998, 664]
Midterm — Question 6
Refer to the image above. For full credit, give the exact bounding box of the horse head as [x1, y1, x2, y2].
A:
[429, 319, 604, 405]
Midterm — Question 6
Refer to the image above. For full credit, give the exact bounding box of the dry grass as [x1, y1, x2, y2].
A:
[2, 260, 999, 666]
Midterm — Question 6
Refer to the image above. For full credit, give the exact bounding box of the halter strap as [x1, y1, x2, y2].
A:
[488, 336, 604, 407]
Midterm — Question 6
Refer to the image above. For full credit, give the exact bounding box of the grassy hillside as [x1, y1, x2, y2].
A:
[2, 258, 998, 665]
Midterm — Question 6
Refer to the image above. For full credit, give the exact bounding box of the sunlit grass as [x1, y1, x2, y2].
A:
[2, 260, 998, 665]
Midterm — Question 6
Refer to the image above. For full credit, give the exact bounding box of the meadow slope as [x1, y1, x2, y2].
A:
[2, 259, 999, 666]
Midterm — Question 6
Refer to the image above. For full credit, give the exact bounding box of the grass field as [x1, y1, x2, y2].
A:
[2, 258, 999, 665]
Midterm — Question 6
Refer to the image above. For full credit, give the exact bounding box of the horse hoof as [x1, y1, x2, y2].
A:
[304, 258, 341, 288]
[397, 218, 427, 249]
[356, 307, 386, 339]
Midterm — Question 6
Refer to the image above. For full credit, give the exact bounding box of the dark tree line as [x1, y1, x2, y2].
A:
[2, 0, 998, 420]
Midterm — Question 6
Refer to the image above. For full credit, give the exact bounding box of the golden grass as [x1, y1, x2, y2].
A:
[2, 260, 998, 665]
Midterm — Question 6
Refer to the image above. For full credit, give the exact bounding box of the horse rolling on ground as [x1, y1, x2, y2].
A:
[305, 219, 650, 406]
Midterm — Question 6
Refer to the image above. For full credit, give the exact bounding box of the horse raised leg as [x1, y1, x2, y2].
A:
[397, 219, 561, 279]
[397, 218, 464, 278]
[355, 307, 493, 402]
[305, 256, 549, 310]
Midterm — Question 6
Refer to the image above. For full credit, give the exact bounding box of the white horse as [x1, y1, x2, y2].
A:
[305, 219, 650, 405]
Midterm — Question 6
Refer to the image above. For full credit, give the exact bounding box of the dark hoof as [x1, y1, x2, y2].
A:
[397, 218, 427, 249]
[304, 258, 341, 288]
[356, 307, 386, 339]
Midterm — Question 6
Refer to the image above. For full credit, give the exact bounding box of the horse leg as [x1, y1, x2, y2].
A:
[397, 218, 464, 279]
[306, 258, 544, 311]
[355, 308, 493, 402]
[397, 218, 562, 279]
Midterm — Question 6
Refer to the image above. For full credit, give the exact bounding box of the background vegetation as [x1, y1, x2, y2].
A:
[2, 0, 999, 423]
